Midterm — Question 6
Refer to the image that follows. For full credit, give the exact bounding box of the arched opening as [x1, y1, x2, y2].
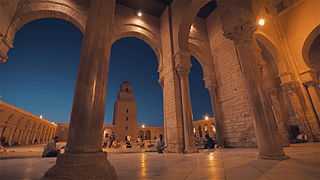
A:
[302, 26, 320, 136]
[255, 36, 291, 145]
[105, 37, 163, 148]
[0, 18, 82, 145]
[189, 56, 215, 149]
[303, 25, 320, 74]
[308, 31, 320, 77]
[189, 57, 213, 120]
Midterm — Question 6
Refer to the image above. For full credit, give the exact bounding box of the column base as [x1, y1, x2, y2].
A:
[42, 152, 117, 180]
[258, 153, 289, 160]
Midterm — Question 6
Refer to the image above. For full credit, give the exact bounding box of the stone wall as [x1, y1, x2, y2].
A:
[206, 13, 257, 147]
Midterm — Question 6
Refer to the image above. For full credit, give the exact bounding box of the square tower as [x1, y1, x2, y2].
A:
[112, 81, 138, 141]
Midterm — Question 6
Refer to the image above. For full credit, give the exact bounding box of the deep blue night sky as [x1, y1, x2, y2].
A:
[0, 19, 213, 126]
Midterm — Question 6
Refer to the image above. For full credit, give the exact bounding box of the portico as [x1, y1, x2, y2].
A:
[1, 0, 320, 179]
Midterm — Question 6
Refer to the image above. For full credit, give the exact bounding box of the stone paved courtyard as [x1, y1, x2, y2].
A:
[0, 143, 319, 180]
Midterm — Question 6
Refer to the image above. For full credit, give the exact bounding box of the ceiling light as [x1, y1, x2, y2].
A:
[137, 11, 142, 17]
[258, 18, 266, 26]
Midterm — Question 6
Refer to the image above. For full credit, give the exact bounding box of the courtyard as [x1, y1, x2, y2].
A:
[1, 143, 320, 180]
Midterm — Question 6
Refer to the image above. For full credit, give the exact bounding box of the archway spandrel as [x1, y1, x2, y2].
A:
[6, 0, 86, 44]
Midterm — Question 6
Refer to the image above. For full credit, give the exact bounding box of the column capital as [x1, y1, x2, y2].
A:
[281, 81, 299, 93]
[304, 80, 319, 87]
[218, 0, 256, 45]
[300, 69, 318, 83]
[174, 51, 191, 77]
[204, 78, 218, 93]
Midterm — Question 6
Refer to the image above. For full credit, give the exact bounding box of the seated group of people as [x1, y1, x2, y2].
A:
[194, 134, 217, 149]
[41, 133, 216, 157]
[102, 133, 166, 153]
[42, 136, 63, 157]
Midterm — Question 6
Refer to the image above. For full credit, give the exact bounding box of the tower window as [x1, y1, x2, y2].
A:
[126, 117, 129, 121]
[126, 109, 129, 113]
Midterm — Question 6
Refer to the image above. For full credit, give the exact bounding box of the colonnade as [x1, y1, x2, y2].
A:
[0, 102, 57, 146]
[41, 1, 290, 179]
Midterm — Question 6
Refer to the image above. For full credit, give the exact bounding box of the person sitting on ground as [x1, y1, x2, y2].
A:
[125, 136, 132, 148]
[296, 132, 308, 143]
[109, 132, 116, 148]
[156, 134, 166, 153]
[103, 133, 110, 148]
[42, 136, 60, 157]
[204, 134, 215, 149]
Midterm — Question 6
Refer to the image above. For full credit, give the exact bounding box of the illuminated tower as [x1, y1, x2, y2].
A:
[112, 81, 138, 141]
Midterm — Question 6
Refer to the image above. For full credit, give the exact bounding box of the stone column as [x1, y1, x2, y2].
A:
[31, 123, 39, 144]
[174, 51, 197, 153]
[43, 0, 117, 179]
[42, 126, 48, 143]
[45, 127, 51, 142]
[35, 123, 42, 144]
[268, 88, 290, 146]
[304, 81, 320, 124]
[207, 84, 225, 147]
[49, 127, 54, 140]
[24, 123, 32, 145]
[7, 127, 15, 146]
[38, 124, 44, 144]
[219, 1, 287, 160]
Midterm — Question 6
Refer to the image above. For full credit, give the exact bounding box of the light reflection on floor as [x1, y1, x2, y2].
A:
[0, 143, 319, 180]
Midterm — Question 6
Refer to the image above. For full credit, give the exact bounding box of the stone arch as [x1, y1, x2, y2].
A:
[302, 25, 320, 71]
[177, 0, 210, 52]
[188, 42, 214, 89]
[112, 26, 162, 70]
[254, 33, 281, 77]
[5, 0, 86, 47]
[255, 33, 291, 145]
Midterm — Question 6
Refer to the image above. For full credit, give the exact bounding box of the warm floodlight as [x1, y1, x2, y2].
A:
[40, 115, 43, 119]
[258, 18, 266, 26]
[204, 115, 209, 120]
[142, 124, 145, 128]
[137, 11, 142, 17]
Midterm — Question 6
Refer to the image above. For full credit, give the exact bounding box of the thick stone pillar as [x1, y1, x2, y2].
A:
[160, 7, 184, 153]
[220, 1, 287, 160]
[42, 0, 117, 179]
[174, 51, 197, 153]
[207, 84, 225, 147]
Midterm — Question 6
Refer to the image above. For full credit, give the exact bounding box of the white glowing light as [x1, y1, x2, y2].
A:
[142, 124, 145, 128]
[258, 18, 266, 26]
[205, 115, 209, 120]
[137, 11, 142, 17]
[40, 115, 43, 119]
